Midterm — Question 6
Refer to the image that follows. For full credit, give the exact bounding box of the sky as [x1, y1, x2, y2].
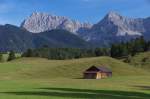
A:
[0, 0, 150, 26]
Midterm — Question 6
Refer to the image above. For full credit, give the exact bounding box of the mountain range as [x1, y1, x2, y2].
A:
[0, 11, 150, 51]
[21, 12, 92, 35]
[0, 24, 89, 52]
[21, 11, 150, 45]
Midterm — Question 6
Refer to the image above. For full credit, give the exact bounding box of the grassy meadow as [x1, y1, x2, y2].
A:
[129, 52, 150, 70]
[0, 55, 149, 99]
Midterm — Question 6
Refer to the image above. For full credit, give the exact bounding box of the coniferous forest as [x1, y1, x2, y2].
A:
[22, 48, 110, 60]
[22, 37, 150, 60]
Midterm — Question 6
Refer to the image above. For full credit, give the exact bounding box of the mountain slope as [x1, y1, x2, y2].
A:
[0, 24, 34, 51]
[0, 25, 90, 51]
[80, 11, 149, 46]
[93, 11, 145, 36]
[129, 51, 150, 71]
[33, 29, 90, 48]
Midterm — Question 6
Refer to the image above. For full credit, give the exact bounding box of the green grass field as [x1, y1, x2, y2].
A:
[129, 51, 150, 71]
[0, 56, 149, 99]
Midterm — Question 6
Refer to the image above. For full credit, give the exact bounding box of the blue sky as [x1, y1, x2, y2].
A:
[0, 0, 150, 26]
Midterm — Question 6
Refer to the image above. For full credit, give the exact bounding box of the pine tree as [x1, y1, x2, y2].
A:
[7, 51, 16, 61]
[0, 54, 3, 62]
[95, 48, 102, 56]
[26, 49, 33, 57]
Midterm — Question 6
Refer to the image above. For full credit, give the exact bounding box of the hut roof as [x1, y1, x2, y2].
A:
[85, 66, 112, 73]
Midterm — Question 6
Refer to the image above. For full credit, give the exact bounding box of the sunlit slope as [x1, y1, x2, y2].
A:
[0, 57, 148, 79]
[129, 51, 150, 71]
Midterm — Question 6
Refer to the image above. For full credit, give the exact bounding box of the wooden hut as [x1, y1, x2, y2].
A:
[83, 66, 112, 79]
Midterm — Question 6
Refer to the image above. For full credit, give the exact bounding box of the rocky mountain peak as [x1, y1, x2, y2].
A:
[94, 11, 145, 36]
[21, 12, 92, 34]
[103, 11, 124, 23]
[20, 11, 150, 47]
[106, 11, 121, 18]
[30, 12, 67, 20]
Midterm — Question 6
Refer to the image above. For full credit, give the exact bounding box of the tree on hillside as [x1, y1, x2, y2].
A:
[111, 44, 119, 57]
[95, 48, 110, 56]
[42, 45, 49, 48]
[145, 41, 150, 51]
[124, 55, 132, 63]
[111, 36, 149, 58]
[7, 51, 16, 61]
[0, 53, 3, 62]
[25, 49, 34, 57]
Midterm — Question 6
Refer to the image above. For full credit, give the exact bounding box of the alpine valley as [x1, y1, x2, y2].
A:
[0, 11, 150, 51]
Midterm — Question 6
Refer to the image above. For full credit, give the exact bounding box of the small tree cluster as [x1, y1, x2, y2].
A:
[111, 36, 150, 58]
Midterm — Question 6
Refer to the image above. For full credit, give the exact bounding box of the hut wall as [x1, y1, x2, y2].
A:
[84, 73, 97, 79]
[84, 72, 112, 79]
[96, 72, 102, 79]
[101, 72, 108, 78]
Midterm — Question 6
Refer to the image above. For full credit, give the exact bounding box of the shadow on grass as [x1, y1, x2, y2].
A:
[1, 87, 150, 99]
[133, 85, 150, 90]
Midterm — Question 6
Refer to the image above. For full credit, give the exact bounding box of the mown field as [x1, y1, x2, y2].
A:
[0, 56, 149, 99]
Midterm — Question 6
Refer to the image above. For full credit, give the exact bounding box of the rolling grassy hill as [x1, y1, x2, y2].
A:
[0, 56, 148, 80]
[129, 51, 150, 71]
[0, 57, 149, 99]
